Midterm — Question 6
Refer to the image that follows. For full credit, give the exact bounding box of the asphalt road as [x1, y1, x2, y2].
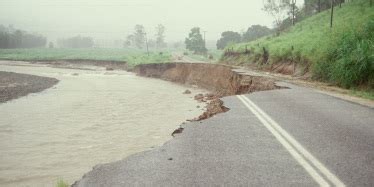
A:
[74, 82, 374, 187]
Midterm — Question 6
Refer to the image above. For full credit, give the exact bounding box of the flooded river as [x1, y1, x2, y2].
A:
[0, 62, 204, 187]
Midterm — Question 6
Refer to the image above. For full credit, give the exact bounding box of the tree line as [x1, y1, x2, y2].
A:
[0, 25, 47, 49]
[262, 0, 369, 31]
[57, 35, 94, 48]
[124, 24, 167, 49]
[217, 25, 273, 50]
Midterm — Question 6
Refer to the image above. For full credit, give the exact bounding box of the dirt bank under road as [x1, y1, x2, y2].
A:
[133, 63, 282, 96]
[0, 71, 59, 103]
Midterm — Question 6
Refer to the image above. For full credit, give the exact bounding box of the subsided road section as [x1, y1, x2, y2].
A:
[74, 82, 374, 186]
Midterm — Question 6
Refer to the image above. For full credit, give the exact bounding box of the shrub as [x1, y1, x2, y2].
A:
[313, 20, 374, 88]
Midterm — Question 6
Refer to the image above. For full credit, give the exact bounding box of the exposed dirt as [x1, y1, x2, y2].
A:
[30, 59, 129, 70]
[0, 71, 59, 103]
[193, 98, 230, 121]
[133, 62, 283, 125]
[133, 63, 281, 96]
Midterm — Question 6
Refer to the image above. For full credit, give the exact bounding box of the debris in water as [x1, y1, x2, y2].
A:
[171, 127, 184, 137]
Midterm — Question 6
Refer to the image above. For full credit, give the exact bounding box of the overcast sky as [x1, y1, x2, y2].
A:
[0, 0, 302, 43]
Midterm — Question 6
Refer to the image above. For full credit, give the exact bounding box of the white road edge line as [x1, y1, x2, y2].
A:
[239, 95, 345, 187]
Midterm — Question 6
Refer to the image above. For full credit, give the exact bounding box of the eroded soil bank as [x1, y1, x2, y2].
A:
[133, 63, 281, 96]
[133, 62, 282, 122]
[0, 71, 58, 103]
[73, 63, 283, 186]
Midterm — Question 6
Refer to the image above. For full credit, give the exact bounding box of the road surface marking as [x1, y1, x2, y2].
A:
[237, 95, 345, 187]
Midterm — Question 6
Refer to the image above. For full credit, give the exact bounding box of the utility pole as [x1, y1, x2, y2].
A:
[318, 0, 321, 12]
[330, 0, 334, 28]
[292, 0, 296, 26]
[203, 31, 207, 55]
[144, 32, 149, 56]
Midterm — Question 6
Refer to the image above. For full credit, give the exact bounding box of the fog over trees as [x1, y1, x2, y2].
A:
[0, 25, 46, 49]
[0, 0, 277, 45]
[57, 36, 94, 48]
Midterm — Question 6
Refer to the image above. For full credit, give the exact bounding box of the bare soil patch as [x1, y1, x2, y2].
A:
[0, 71, 59, 103]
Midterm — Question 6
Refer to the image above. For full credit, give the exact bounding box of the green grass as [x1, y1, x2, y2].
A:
[0, 48, 171, 67]
[228, 1, 373, 63]
[349, 89, 374, 100]
[56, 179, 69, 187]
[224, 0, 374, 90]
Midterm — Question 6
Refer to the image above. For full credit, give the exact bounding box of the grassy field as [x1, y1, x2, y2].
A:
[224, 0, 373, 91]
[0, 48, 171, 67]
[184, 49, 223, 63]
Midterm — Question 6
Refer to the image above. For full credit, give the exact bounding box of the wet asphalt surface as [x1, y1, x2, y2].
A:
[74, 82, 374, 186]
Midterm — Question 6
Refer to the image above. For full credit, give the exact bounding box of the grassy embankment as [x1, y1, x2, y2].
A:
[0, 48, 171, 68]
[222, 0, 374, 99]
[184, 49, 223, 63]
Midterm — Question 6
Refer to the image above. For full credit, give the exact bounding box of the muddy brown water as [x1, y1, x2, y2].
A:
[0, 61, 205, 187]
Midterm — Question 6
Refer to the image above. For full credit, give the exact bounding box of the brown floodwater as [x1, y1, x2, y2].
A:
[0, 62, 204, 187]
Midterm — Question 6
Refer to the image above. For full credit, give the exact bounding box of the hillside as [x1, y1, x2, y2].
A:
[222, 0, 373, 91]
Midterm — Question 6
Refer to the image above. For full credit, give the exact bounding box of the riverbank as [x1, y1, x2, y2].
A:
[0, 71, 58, 103]
[72, 62, 283, 186]
[0, 60, 283, 186]
[0, 61, 205, 187]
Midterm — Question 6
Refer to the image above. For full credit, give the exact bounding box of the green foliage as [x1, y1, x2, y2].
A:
[185, 27, 207, 54]
[56, 179, 69, 187]
[304, 0, 332, 15]
[0, 48, 171, 67]
[225, 0, 374, 89]
[319, 20, 374, 88]
[242, 25, 273, 42]
[216, 31, 241, 49]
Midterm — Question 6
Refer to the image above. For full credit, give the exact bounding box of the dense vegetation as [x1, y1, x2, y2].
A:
[185, 27, 207, 54]
[216, 25, 273, 49]
[0, 48, 171, 67]
[223, 0, 374, 90]
[0, 25, 47, 49]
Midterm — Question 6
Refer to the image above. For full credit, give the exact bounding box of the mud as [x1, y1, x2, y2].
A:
[31, 59, 128, 70]
[133, 62, 281, 123]
[133, 63, 281, 96]
[0, 71, 59, 103]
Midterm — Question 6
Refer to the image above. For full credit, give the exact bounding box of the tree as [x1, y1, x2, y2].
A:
[133, 25, 145, 49]
[291, 0, 297, 26]
[57, 35, 94, 48]
[304, 0, 337, 15]
[155, 24, 167, 48]
[0, 25, 47, 48]
[242, 25, 273, 42]
[216, 31, 241, 49]
[124, 34, 134, 48]
[185, 27, 207, 54]
[263, 0, 291, 34]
